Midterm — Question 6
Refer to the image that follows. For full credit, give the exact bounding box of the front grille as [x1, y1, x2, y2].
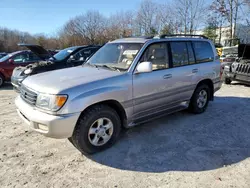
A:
[20, 85, 37, 106]
[236, 63, 250, 74]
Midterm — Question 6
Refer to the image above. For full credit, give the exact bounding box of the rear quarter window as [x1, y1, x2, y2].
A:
[193, 41, 214, 63]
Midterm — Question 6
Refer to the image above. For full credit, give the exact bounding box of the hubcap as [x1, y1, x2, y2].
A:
[197, 89, 207, 108]
[88, 118, 114, 146]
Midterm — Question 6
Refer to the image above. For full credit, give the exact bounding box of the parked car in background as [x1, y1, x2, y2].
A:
[224, 44, 250, 85]
[15, 34, 222, 154]
[0, 52, 8, 59]
[11, 44, 101, 91]
[0, 51, 42, 87]
[220, 46, 238, 69]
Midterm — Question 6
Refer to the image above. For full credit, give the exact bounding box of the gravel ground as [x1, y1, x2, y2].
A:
[0, 83, 250, 188]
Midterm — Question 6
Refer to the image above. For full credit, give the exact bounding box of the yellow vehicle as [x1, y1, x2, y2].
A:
[216, 47, 223, 57]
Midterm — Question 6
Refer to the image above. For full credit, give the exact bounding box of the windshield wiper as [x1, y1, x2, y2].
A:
[97, 65, 119, 71]
[85, 63, 123, 72]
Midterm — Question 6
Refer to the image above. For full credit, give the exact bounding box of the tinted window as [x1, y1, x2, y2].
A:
[73, 48, 94, 62]
[193, 41, 214, 63]
[170, 42, 189, 67]
[140, 43, 169, 71]
[27, 53, 41, 61]
[13, 54, 28, 63]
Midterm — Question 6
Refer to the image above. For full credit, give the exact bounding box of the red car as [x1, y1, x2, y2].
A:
[0, 51, 43, 87]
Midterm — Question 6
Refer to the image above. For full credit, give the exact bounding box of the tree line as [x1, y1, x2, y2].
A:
[1, 0, 250, 53]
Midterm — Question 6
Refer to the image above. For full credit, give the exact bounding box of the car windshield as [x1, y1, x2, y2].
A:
[86, 43, 143, 71]
[0, 54, 12, 62]
[53, 47, 78, 61]
[222, 47, 238, 56]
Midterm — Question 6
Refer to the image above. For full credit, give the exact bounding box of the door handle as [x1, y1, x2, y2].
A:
[192, 69, 198, 73]
[163, 74, 172, 79]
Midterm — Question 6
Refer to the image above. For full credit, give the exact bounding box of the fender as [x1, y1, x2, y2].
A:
[59, 85, 133, 116]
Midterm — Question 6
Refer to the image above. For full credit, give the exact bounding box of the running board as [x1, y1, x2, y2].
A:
[128, 105, 187, 127]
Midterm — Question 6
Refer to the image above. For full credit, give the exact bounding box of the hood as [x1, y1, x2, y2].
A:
[238, 44, 250, 59]
[22, 66, 123, 94]
[18, 43, 52, 60]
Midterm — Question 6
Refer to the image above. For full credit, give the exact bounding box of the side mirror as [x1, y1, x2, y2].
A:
[136, 61, 152, 73]
[8, 59, 14, 64]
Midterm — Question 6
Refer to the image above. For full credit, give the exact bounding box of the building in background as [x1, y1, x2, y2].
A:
[194, 24, 250, 47]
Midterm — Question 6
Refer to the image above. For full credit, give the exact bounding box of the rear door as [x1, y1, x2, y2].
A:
[192, 41, 219, 83]
[167, 41, 200, 102]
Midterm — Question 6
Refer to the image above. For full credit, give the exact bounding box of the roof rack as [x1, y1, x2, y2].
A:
[158, 34, 208, 39]
[126, 35, 155, 39]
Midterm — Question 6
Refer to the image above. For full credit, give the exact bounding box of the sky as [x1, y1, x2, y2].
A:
[0, 0, 156, 35]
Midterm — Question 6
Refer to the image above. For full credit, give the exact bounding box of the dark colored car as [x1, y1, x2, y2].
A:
[0, 51, 43, 87]
[0, 52, 8, 59]
[11, 44, 101, 91]
[223, 44, 250, 84]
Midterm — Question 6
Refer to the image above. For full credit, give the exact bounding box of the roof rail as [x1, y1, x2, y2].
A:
[126, 35, 155, 39]
[159, 34, 208, 39]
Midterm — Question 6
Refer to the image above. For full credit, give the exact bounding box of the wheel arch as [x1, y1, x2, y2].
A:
[78, 100, 127, 128]
[194, 79, 214, 101]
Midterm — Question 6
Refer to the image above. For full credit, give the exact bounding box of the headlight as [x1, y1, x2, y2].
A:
[36, 94, 68, 111]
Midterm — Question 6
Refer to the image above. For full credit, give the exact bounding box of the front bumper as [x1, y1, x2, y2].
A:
[11, 76, 24, 92]
[15, 95, 81, 139]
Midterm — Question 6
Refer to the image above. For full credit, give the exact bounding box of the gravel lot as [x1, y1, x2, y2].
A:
[0, 83, 250, 188]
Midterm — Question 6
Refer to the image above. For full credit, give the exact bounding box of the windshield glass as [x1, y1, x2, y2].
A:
[87, 43, 143, 71]
[53, 47, 78, 61]
[0, 54, 12, 62]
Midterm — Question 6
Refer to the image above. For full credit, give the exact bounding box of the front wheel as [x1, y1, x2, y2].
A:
[0, 74, 4, 87]
[189, 85, 210, 114]
[69, 104, 121, 154]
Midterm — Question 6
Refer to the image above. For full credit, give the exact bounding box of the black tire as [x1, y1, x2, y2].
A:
[69, 104, 121, 154]
[189, 84, 210, 114]
[0, 73, 4, 87]
[225, 78, 232, 85]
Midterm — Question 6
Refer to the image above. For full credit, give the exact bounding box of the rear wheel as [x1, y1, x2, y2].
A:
[0, 74, 4, 87]
[225, 78, 232, 85]
[189, 84, 210, 114]
[69, 104, 121, 154]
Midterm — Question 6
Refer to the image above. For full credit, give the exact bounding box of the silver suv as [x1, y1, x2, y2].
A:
[15, 35, 222, 154]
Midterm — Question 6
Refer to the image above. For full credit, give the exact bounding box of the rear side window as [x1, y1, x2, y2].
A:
[193, 41, 214, 63]
[170, 42, 189, 67]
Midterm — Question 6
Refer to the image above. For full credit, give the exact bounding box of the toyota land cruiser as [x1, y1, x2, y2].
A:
[15, 35, 222, 154]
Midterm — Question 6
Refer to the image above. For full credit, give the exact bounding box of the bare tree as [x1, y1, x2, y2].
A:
[211, 0, 246, 44]
[108, 11, 134, 39]
[172, 0, 206, 34]
[135, 0, 159, 35]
